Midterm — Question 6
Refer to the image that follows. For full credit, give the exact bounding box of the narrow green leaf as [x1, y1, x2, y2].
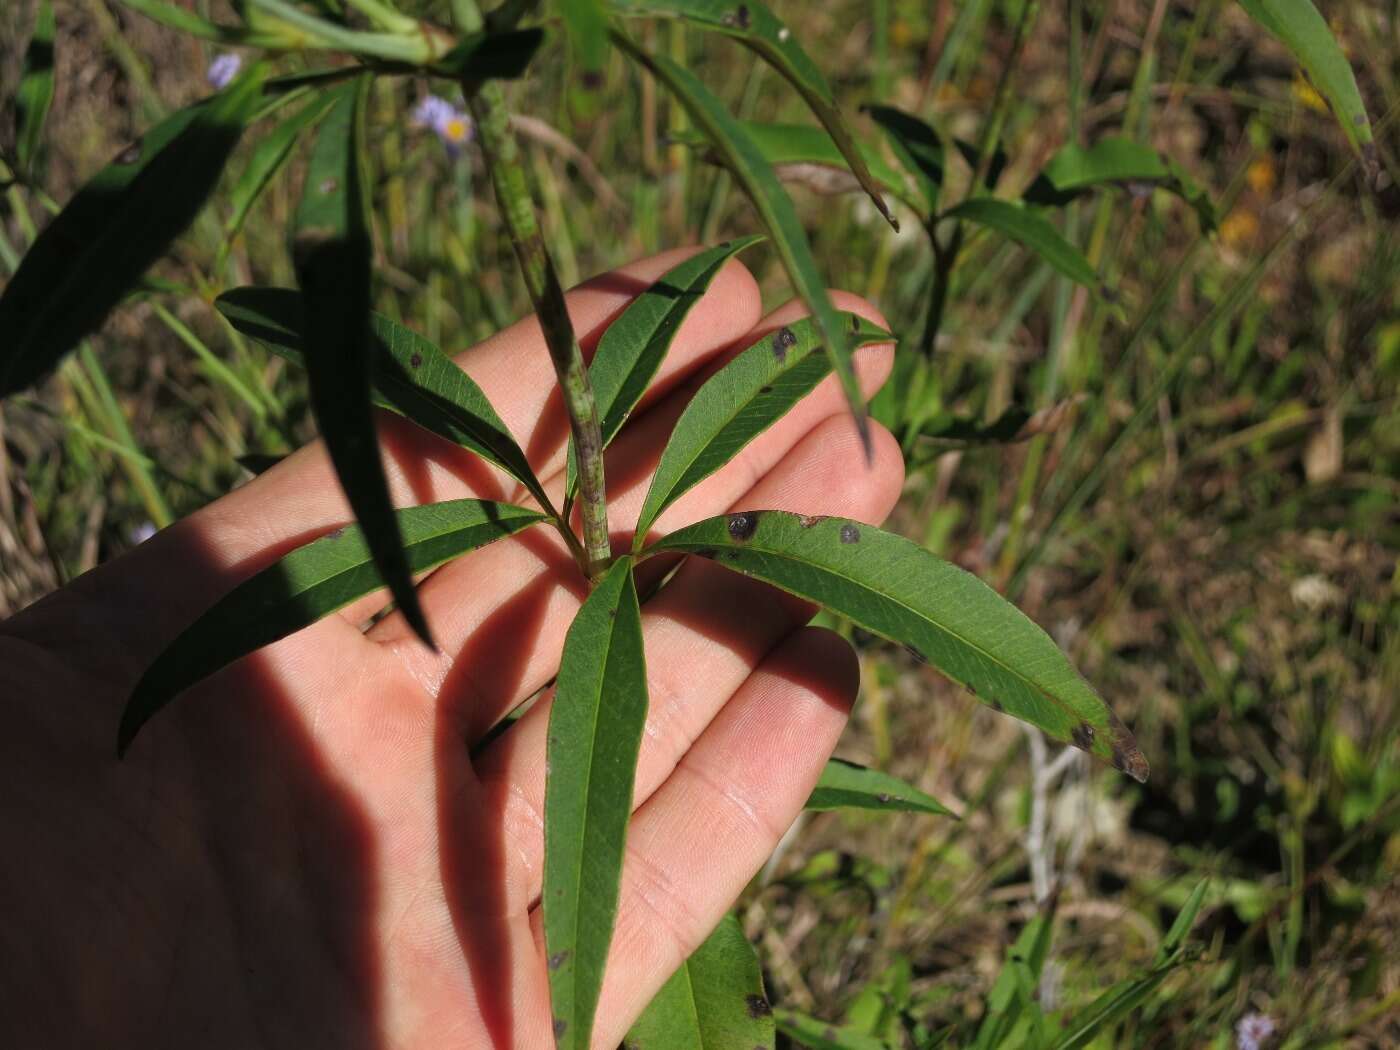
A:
[15, 0, 55, 175]
[0, 64, 266, 398]
[646, 512, 1149, 781]
[773, 1009, 891, 1050]
[612, 0, 897, 229]
[215, 287, 550, 511]
[632, 312, 892, 545]
[1237, 0, 1375, 167]
[624, 914, 775, 1050]
[945, 198, 1100, 292]
[970, 912, 1054, 1050]
[566, 236, 764, 498]
[864, 105, 945, 216]
[807, 758, 955, 817]
[116, 499, 545, 754]
[1157, 878, 1210, 963]
[544, 558, 648, 1050]
[1046, 959, 1184, 1050]
[612, 30, 870, 453]
[917, 398, 1083, 448]
[560, 0, 610, 79]
[1023, 137, 1217, 231]
[426, 27, 547, 79]
[292, 74, 432, 648]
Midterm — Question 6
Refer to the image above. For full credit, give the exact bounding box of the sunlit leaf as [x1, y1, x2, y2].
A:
[216, 287, 550, 510]
[14, 0, 55, 175]
[292, 74, 432, 647]
[0, 63, 266, 398]
[945, 198, 1100, 292]
[624, 914, 775, 1050]
[116, 499, 545, 755]
[970, 911, 1054, 1050]
[544, 558, 648, 1050]
[807, 758, 955, 817]
[647, 512, 1149, 781]
[1046, 958, 1186, 1050]
[773, 1009, 891, 1050]
[632, 312, 892, 545]
[612, 30, 870, 450]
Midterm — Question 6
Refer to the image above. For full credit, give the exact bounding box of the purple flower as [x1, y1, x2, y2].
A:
[129, 522, 158, 545]
[206, 53, 243, 91]
[1236, 1013, 1276, 1050]
[412, 94, 473, 158]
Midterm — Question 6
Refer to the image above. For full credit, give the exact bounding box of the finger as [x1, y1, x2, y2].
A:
[469, 413, 904, 915]
[537, 626, 860, 1049]
[372, 293, 896, 740]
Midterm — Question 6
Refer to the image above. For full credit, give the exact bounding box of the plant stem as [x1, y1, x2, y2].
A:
[452, 3, 611, 580]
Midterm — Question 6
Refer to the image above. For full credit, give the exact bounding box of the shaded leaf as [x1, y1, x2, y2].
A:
[14, 0, 55, 175]
[865, 104, 945, 216]
[612, 30, 869, 449]
[544, 558, 648, 1050]
[612, 0, 896, 228]
[624, 913, 775, 1050]
[917, 398, 1084, 447]
[647, 512, 1148, 781]
[427, 27, 547, 79]
[970, 911, 1055, 1050]
[773, 1009, 891, 1050]
[566, 236, 764, 498]
[945, 198, 1100, 292]
[632, 312, 892, 545]
[117, 499, 545, 754]
[0, 63, 266, 398]
[807, 758, 955, 817]
[292, 74, 432, 647]
[1046, 959, 1185, 1050]
[215, 287, 550, 510]
[560, 0, 610, 79]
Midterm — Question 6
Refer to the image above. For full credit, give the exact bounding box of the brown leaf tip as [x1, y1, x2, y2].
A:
[1107, 709, 1150, 783]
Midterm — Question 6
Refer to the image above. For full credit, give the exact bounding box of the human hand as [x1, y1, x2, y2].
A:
[0, 249, 903, 1048]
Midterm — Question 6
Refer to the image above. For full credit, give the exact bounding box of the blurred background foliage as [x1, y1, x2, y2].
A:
[1, 1, 1397, 1047]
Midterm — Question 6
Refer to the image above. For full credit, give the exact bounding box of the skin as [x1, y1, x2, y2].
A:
[0, 250, 904, 1049]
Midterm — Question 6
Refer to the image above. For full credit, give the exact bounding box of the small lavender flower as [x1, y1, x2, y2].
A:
[129, 522, 158, 545]
[1236, 1013, 1276, 1050]
[411, 94, 474, 158]
[206, 53, 243, 91]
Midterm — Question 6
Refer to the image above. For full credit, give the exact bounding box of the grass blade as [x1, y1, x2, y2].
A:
[624, 913, 775, 1050]
[632, 312, 892, 545]
[15, 0, 55, 176]
[807, 758, 956, 817]
[565, 236, 763, 497]
[0, 63, 266, 398]
[613, 29, 871, 455]
[117, 499, 545, 754]
[1046, 960, 1184, 1050]
[945, 198, 1100, 292]
[864, 105, 946, 217]
[773, 1010, 891, 1050]
[646, 511, 1149, 781]
[560, 0, 610, 81]
[612, 0, 897, 230]
[292, 74, 433, 648]
[544, 558, 648, 1050]
[215, 287, 551, 511]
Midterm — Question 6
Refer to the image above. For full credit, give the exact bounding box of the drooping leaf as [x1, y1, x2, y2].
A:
[917, 398, 1084, 448]
[612, 0, 896, 229]
[624, 913, 775, 1050]
[116, 499, 545, 754]
[0, 63, 266, 398]
[1237, 0, 1375, 168]
[632, 312, 892, 545]
[864, 104, 945, 216]
[14, 0, 55, 175]
[544, 558, 648, 1050]
[291, 74, 432, 647]
[945, 198, 1100, 292]
[806, 758, 955, 817]
[772, 1010, 891, 1050]
[560, 0, 610, 80]
[612, 30, 870, 452]
[1023, 137, 1216, 231]
[566, 236, 764, 498]
[215, 287, 550, 510]
[646, 512, 1149, 781]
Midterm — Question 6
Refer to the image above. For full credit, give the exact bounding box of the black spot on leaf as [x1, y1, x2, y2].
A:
[771, 326, 797, 361]
[840, 523, 861, 544]
[553, 1018, 567, 1039]
[876, 792, 891, 803]
[727, 512, 760, 541]
[745, 994, 771, 1018]
[410, 352, 423, 368]
[1071, 723, 1096, 751]
[548, 950, 570, 971]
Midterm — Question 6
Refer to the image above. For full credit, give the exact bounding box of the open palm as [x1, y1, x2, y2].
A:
[0, 250, 903, 1049]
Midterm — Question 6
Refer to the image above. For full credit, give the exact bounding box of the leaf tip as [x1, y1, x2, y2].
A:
[1107, 709, 1149, 783]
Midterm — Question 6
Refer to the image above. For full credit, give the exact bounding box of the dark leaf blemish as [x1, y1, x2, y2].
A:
[695, 547, 718, 560]
[876, 792, 891, 803]
[771, 326, 797, 361]
[745, 994, 772, 1018]
[116, 142, 142, 165]
[547, 949, 570, 971]
[727, 511, 760, 541]
[553, 1018, 567, 1039]
[409, 352, 423, 368]
[840, 523, 861, 544]
[759, 385, 773, 394]
[1071, 723, 1096, 751]
[722, 4, 751, 28]
[326, 526, 348, 541]
[902, 644, 926, 663]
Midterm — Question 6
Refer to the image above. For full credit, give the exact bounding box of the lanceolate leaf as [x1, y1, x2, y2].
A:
[292, 74, 432, 648]
[15, 0, 55, 175]
[1023, 138, 1216, 231]
[0, 64, 266, 398]
[624, 914, 775, 1050]
[1237, 0, 1374, 165]
[945, 198, 1100, 293]
[116, 499, 545, 755]
[560, 0, 610, 79]
[970, 912, 1055, 1050]
[865, 105, 946, 216]
[772, 1010, 890, 1050]
[647, 512, 1149, 781]
[612, 30, 870, 454]
[807, 758, 955, 817]
[215, 287, 550, 510]
[612, 0, 897, 230]
[632, 312, 892, 545]
[544, 558, 648, 1050]
[1046, 959, 1185, 1050]
[566, 236, 764, 497]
